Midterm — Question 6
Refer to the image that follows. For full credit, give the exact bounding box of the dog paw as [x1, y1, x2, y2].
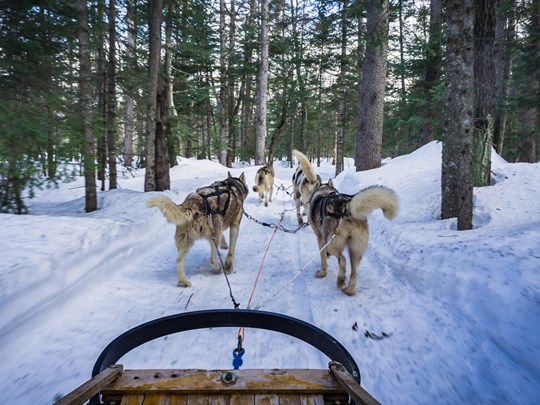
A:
[342, 286, 356, 296]
[264, 202, 268, 207]
[337, 277, 346, 288]
[178, 279, 192, 288]
[224, 262, 233, 274]
[315, 270, 327, 278]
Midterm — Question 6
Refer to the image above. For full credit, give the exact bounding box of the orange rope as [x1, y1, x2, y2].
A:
[237, 213, 285, 343]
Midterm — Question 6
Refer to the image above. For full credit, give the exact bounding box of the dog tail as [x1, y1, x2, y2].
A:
[147, 195, 194, 227]
[292, 149, 317, 182]
[349, 186, 399, 221]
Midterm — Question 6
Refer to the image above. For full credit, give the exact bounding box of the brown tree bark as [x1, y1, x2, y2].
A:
[144, 0, 163, 192]
[441, 0, 474, 230]
[107, 0, 117, 189]
[355, 0, 389, 171]
[75, 0, 97, 212]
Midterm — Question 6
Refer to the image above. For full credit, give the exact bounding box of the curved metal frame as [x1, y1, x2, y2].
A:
[92, 309, 360, 384]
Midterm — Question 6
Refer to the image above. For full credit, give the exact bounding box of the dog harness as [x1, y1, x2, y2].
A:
[311, 191, 354, 223]
[198, 177, 248, 216]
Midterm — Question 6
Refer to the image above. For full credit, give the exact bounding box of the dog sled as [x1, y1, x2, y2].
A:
[54, 309, 381, 405]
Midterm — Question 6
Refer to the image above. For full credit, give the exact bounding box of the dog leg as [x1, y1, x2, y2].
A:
[175, 234, 192, 287]
[336, 252, 347, 289]
[224, 224, 240, 274]
[269, 182, 273, 202]
[220, 232, 228, 249]
[342, 251, 360, 296]
[314, 234, 328, 278]
[209, 234, 223, 272]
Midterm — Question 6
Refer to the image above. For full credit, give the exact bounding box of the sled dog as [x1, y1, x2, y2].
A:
[253, 164, 274, 207]
[292, 149, 322, 225]
[309, 181, 398, 296]
[147, 172, 248, 287]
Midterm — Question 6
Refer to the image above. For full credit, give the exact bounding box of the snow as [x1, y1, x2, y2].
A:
[0, 141, 539, 404]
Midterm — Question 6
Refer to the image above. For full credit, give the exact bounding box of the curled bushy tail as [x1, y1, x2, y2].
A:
[147, 195, 193, 227]
[292, 149, 317, 182]
[349, 186, 399, 221]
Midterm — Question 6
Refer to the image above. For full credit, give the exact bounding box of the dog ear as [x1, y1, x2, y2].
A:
[328, 178, 334, 187]
[239, 172, 246, 183]
[228, 171, 232, 178]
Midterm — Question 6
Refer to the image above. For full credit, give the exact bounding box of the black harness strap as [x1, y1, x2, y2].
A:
[200, 185, 231, 216]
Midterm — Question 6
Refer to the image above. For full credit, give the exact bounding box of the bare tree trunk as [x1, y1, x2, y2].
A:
[519, 0, 539, 162]
[255, 0, 269, 165]
[473, 0, 497, 187]
[218, 0, 227, 165]
[335, 0, 348, 176]
[144, 0, 163, 192]
[226, 0, 237, 168]
[441, 0, 474, 230]
[97, 0, 106, 190]
[75, 0, 97, 212]
[107, 0, 117, 189]
[164, 1, 178, 167]
[123, 0, 135, 167]
[493, 0, 515, 155]
[239, 0, 257, 162]
[418, 0, 442, 147]
[355, 0, 389, 171]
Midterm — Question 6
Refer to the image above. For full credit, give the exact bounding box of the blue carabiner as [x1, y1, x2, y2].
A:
[232, 347, 245, 370]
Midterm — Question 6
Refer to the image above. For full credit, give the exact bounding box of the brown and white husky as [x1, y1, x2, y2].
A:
[309, 181, 398, 296]
[147, 172, 248, 287]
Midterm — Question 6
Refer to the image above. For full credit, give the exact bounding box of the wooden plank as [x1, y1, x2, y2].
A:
[278, 394, 301, 405]
[230, 394, 254, 405]
[188, 394, 210, 405]
[120, 395, 145, 405]
[300, 395, 325, 405]
[53, 364, 123, 405]
[328, 362, 381, 405]
[169, 395, 189, 405]
[142, 394, 171, 405]
[102, 369, 343, 395]
[254, 394, 279, 405]
[208, 395, 230, 405]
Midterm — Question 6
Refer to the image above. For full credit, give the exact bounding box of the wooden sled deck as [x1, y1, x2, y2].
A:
[53, 310, 381, 405]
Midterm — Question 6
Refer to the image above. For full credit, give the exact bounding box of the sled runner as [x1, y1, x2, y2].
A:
[53, 309, 381, 405]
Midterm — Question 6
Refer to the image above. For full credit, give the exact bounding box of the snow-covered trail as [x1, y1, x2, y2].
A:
[1, 149, 539, 404]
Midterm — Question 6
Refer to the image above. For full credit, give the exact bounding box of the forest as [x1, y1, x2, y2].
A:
[0, 0, 538, 227]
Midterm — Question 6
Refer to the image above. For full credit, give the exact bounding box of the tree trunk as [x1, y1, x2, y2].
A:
[164, 1, 178, 168]
[107, 0, 117, 189]
[519, 0, 539, 162]
[336, 0, 348, 176]
[96, 0, 106, 190]
[473, 0, 497, 187]
[417, 0, 442, 147]
[144, 0, 163, 192]
[218, 0, 227, 165]
[226, 0, 237, 168]
[441, 0, 474, 230]
[75, 0, 97, 212]
[255, 0, 269, 165]
[355, 0, 389, 171]
[123, 0, 135, 167]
